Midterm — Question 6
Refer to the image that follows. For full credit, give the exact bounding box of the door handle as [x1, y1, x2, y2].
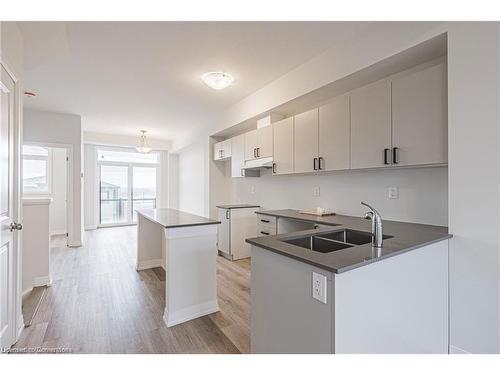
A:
[384, 148, 391, 165]
[313, 157, 318, 171]
[392, 147, 399, 164]
[9, 222, 23, 231]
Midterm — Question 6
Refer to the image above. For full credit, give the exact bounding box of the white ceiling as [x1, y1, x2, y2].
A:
[19, 21, 375, 142]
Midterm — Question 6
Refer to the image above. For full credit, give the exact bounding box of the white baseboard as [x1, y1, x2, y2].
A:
[449, 345, 471, 354]
[163, 300, 219, 327]
[136, 258, 163, 271]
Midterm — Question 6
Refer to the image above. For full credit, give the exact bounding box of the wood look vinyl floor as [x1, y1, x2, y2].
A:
[14, 227, 251, 354]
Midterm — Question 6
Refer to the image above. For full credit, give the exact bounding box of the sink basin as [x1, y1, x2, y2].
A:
[283, 236, 353, 253]
[317, 229, 392, 245]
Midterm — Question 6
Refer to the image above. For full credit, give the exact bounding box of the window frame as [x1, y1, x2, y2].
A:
[22, 145, 53, 195]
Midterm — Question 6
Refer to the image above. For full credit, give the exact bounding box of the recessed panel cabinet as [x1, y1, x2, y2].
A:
[245, 126, 273, 161]
[213, 139, 231, 161]
[350, 80, 392, 169]
[294, 108, 319, 174]
[272, 117, 294, 175]
[391, 63, 447, 166]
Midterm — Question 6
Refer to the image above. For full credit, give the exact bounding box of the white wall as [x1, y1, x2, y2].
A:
[177, 140, 209, 216]
[49, 147, 67, 235]
[23, 108, 83, 247]
[229, 167, 448, 226]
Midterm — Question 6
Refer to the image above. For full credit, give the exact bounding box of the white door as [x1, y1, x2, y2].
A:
[319, 96, 350, 171]
[294, 108, 319, 173]
[0, 63, 20, 348]
[256, 125, 273, 158]
[231, 134, 245, 178]
[350, 80, 392, 169]
[217, 209, 230, 255]
[272, 117, 294, 175]
[392, 63, 447, 166]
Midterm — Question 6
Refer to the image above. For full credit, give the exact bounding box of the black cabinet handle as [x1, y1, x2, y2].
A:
[257, 148, 260, 158]
[384, 148, 391, 165]
[393, 147, 399, 164]
[272, 162, 276, 174]
[260, 219, 270, 223]
[260, 231, 270, 236]
[253, 148, 256, 158]
[313, 157, 318, 170]
[318, 157, 324, 170]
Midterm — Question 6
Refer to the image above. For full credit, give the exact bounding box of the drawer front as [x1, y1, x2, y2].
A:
[257, 215, 277, 227]
[257, 223, 277, 237]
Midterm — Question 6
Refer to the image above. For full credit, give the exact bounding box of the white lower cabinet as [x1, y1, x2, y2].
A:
[217, 207, 258, 260]
[251, 239, 449, 353]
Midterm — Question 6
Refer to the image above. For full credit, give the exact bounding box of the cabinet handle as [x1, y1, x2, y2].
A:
[221, 150, 224, 158]
[318, 157, 324, 170]
[313, 157, 318, 170]
[240, 169, 244, 177]
[392, 147, 399, 164]
[260, 219, 270, 223]
[272, 162, 276, 174]
[226, 211, 230, 219]
[253, 148, 256, 158]
[257, 148, 260, 158]
[384, 148, 391, 165]
[260, 231, 270, 236]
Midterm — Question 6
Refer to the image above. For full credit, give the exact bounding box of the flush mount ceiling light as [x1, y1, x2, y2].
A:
[136, 130, 152, 154]
[201, 71, 234, 90]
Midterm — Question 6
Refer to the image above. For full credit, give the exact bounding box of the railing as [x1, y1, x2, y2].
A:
[99, 198, 156, 224]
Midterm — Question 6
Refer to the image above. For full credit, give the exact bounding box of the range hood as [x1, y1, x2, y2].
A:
[241, 157, 273, 171]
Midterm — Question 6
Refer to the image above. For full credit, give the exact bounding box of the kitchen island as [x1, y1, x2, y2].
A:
[247, 209, 452, 354]
[136, 208, 220, 327]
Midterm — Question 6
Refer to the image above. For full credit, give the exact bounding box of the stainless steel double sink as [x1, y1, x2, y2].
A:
[282, 229, 393, 253]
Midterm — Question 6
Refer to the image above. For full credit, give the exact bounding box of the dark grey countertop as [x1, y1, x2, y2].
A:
[246, 209, 451, 274]
[216, 204, 261, 209]
[137, 208, 220, 228]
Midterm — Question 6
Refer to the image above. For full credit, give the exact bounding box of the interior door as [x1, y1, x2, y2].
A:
[0, 64, 18, 348]
[294, 108, 319, 174]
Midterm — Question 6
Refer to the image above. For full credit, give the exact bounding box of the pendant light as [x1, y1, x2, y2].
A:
[136, 130, 152, 154]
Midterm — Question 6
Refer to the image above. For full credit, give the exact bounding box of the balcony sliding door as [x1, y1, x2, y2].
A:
[100, 165, 129, 225]
[132, 166, 157, 222]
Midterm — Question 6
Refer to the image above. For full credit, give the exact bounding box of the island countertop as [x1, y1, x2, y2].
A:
[136, 208, 220, 228]
[247, 209, 451, 273]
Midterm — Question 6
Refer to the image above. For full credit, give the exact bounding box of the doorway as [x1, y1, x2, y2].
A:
[97, 148, 159, 226]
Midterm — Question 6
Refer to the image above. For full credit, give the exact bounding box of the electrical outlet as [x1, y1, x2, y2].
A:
[388, 186, 399, 199]
[313, 186, 320, 197]
[312, 272, 327, 304]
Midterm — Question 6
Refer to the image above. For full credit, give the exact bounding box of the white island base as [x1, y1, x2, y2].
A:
[136, 209, 220, 327]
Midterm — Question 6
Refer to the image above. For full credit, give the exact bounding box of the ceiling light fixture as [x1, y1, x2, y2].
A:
[136, 130, 152, 154]
[201, 71, 234, 90]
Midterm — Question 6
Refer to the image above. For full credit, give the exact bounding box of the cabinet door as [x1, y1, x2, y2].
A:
[350, 80, 392, 169]
[272, 117, 294, 175]
[217, 209, 231, 255]
[294, 108, 319, 173]
[318, 96, 350, 171]
[221, 139, 232, 159]
[231, 134, 245, 178]
[392, 63, 447, 166]
[244, 129, 258, 161]
[257, 125, 273, 158]
[213, 141, 223, 160]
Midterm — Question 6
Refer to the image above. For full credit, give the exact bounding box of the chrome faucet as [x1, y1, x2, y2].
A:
[361, 202, 383, 248]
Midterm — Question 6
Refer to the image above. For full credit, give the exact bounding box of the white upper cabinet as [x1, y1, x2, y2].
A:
[350, 80, 392, 169]
[294, 108, 319, 173]
[272, 117, 294, 175]
[231, 134, 246, 178]
[391, 63, 447, 166]
[318, 95, 350, 171]
[213, 139, 232, 161]
[245, 126, 273, 160]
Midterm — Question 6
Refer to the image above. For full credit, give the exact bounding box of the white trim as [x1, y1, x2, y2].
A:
[449, 345, 471, 354]
[22, 197, 52, 205]
[68, 240, 82, 248]
[136, 258, 163, 271]
[33, 276, 51, 288]
[163, 300, 219, 328]
[50, 229, 67, 236]
[164, 223, 218, 239]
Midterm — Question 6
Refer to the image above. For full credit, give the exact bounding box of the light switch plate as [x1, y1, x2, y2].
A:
[312, 272, 327, 304]
[388, 186, 399, 199]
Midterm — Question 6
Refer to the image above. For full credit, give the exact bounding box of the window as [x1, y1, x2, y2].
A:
[23, 145, 51, 194]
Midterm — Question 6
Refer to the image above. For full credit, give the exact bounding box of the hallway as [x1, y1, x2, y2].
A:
[14, 226, 250, 353]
